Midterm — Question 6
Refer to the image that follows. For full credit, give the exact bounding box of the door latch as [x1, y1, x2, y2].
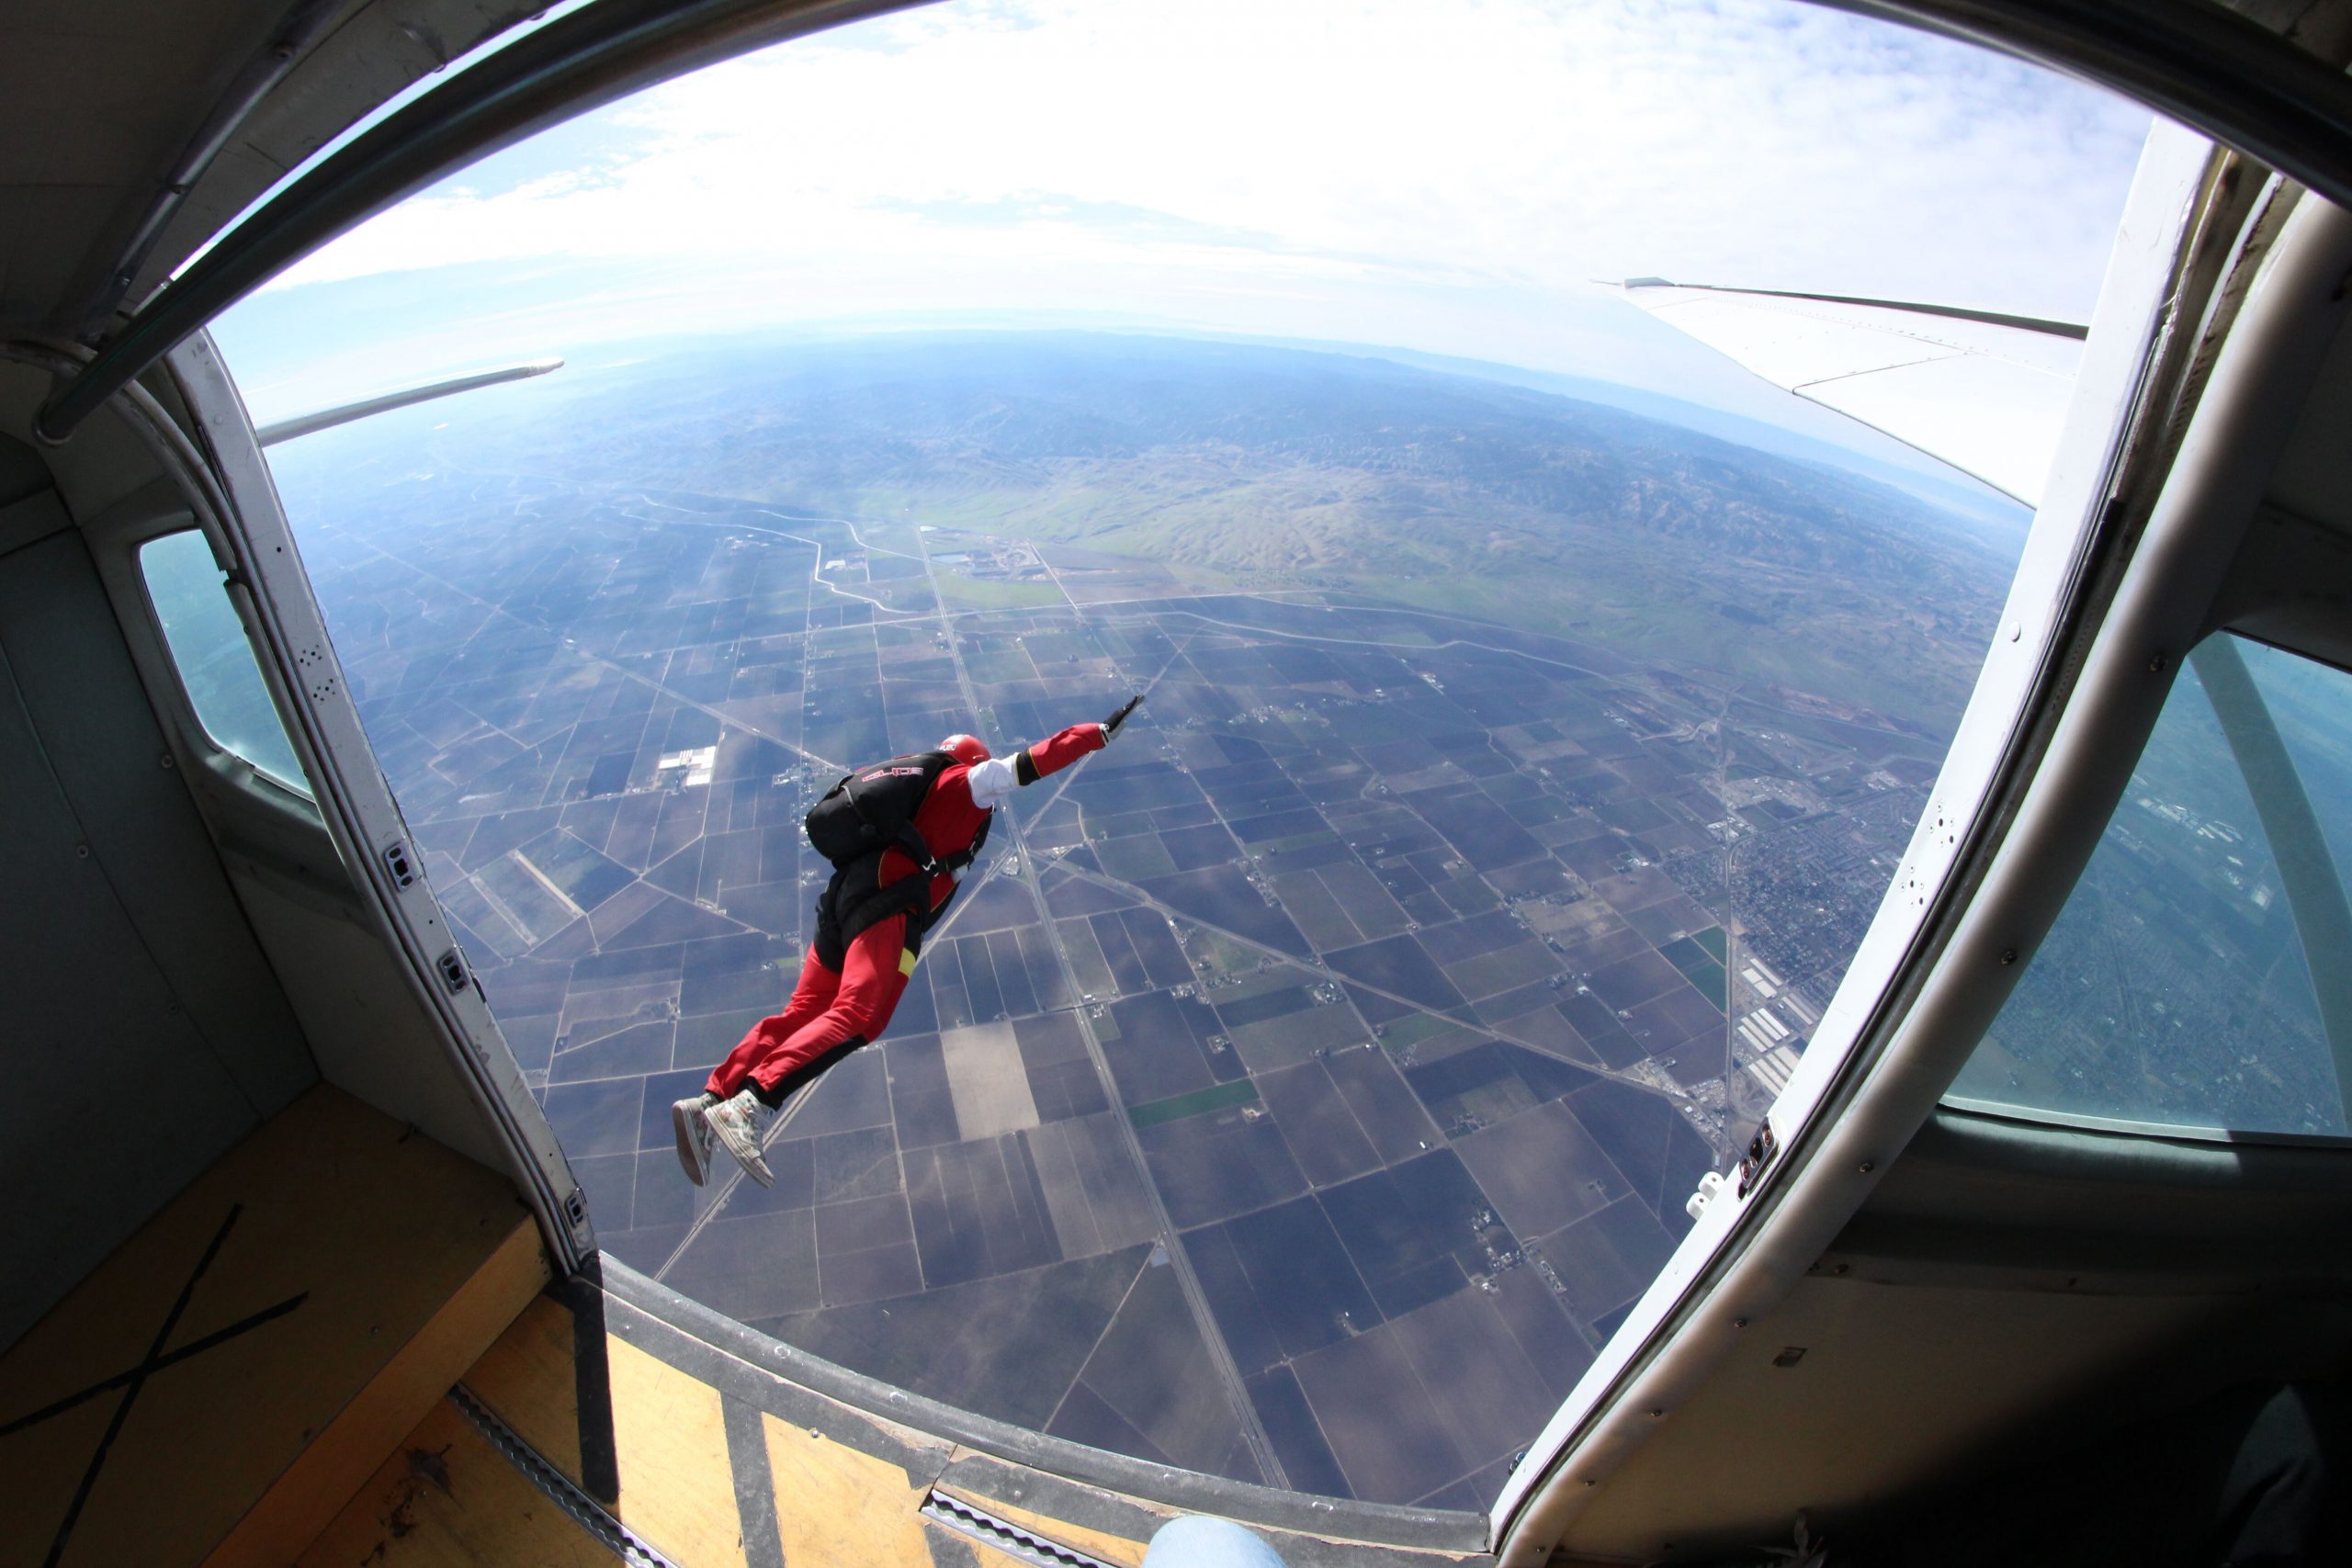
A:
[1736, 1117, 1780, 1198]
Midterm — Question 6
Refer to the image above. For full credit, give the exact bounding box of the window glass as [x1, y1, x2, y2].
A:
[1951, 634, 2351, 1137]
[138, 530, 310, 795]
[219, 0, 2145, 1513]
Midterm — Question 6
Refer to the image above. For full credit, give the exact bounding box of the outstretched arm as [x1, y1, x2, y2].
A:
[967, 705, 1136, 807]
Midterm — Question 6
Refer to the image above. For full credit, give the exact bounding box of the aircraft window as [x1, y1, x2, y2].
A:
[137, 530, 310, 795]
[1950, 634, 2352, 1139]
[219, 0, 2146, 1514]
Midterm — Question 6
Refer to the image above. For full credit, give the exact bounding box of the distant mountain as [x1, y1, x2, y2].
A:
[401, 332, 2022, 729]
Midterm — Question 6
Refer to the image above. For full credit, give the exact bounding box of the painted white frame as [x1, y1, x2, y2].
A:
[152, 329, 594, 1269]
[1488, 118, 2233, 1555]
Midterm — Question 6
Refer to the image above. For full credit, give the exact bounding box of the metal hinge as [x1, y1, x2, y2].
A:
[1685, 1170, 1726, 1220]
[435, 947, 469, 995]
[382, 838, 416, 887]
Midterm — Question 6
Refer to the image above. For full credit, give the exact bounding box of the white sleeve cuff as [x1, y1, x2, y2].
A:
[967, 754, 1020, 808]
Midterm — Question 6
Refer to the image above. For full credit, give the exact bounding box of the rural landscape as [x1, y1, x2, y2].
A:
[265, 332, 2018, 1508]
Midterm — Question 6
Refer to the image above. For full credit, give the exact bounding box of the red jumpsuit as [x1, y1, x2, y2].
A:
[705, 722, 1107, 1102]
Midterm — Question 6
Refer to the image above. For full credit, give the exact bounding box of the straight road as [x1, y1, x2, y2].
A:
[912, 525, 1290, 1487]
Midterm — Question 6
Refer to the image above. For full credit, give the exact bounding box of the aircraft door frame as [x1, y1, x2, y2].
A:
[1488, 117, 2304, 1557]
[143, 329, 594, 1273]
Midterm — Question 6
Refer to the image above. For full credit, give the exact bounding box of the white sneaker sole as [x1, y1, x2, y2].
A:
[672, 1099, 712, 1187]
[708, 1112, 775, 1188]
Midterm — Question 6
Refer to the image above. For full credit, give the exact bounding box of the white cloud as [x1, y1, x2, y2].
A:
[231, 0, 2150, 419]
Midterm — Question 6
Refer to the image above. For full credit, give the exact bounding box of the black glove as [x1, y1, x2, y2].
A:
[1102, 694, 1144, 741]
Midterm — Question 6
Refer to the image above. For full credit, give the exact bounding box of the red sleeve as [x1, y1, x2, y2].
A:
[1016, 722, 1107, 784]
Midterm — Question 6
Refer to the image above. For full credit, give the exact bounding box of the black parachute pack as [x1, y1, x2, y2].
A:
[805, 750, 987, 876]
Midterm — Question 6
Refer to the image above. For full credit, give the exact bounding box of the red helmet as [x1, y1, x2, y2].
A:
[941, 733, 990, 767]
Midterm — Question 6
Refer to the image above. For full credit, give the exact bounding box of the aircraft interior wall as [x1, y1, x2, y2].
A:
[50, 340, 561, 1192]
[228, 867, 519, 1177]
[1557, 1108, 2352, 1556]
[0, 426, 316, 1350]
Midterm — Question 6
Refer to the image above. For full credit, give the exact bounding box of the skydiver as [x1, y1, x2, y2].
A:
[672, 694, 1145, 1187]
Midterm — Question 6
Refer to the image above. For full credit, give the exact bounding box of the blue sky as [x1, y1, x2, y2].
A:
[215, 0, 2152, 475]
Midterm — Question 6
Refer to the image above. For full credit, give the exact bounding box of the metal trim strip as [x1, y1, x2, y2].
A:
[920, 1491, 1120, 1568]
[450, 1383, 684, 1568]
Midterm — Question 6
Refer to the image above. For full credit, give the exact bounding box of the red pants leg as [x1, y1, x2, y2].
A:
[707, 915, 914, 1100]
[705, 943, 842, 1100]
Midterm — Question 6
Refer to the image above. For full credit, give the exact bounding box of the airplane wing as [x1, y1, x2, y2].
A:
[1613, 278, 2086, 508]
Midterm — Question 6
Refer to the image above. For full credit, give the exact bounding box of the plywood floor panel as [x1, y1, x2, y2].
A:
[294, 1398, 618, 1568]
[763, 1408, 937, 1568]
[0, 1086, 544, 1568]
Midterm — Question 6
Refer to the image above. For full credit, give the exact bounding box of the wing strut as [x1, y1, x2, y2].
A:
[254, 357, 563, 446]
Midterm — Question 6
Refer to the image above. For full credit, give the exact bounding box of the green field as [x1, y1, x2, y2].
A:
[1660, 932, 1729, 1009]
[1181, 927, 1261, 982]
[1092, 833, 1178, 881]
[937, 573, 1065, 612]
[1257, 829, 1342, 856]
[1127, 1079, 1261, 1129]
[1376, 1012, 1456, 1052]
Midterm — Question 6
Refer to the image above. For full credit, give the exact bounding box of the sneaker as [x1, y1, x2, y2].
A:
[705, 1089, 777, 1187]
[671, 1091, 719, 1186]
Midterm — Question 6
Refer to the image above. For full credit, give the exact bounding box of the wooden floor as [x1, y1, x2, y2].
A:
[307, 1280, 1491, 1568]
[2, 1082, 1491, 1568]
[0, 1085, 547, 1568]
